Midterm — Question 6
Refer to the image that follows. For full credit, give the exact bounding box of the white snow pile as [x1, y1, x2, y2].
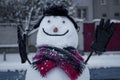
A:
[92, 19, 120, 23]
[0, 52, 120, 71]
[0, 53, 33, 71]
[84, 52, 120, 69]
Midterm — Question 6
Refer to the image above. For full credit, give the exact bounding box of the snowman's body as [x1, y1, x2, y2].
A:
[26, 65, 89, 80]
[25, 6, 90, 80]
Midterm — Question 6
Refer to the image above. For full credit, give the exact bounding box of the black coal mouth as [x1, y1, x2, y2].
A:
[42, 28, 69, 36]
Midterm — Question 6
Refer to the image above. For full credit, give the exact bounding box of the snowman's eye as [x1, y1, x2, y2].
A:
[47, 20, 51, 23]
[62, 21, 65, 24]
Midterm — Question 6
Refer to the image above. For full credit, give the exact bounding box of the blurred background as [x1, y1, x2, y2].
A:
[0, 0, 120, 80]
[0, 0, 120, 53]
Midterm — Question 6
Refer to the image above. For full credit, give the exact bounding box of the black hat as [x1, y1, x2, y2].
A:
[34, 5, 79, 30]
[43, 5, 68, 16]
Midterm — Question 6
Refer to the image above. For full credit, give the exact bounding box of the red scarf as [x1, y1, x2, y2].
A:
[32, 46, 85, 80]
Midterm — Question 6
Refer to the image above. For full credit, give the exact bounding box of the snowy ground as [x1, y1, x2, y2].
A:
[84, 51, 120, 69]
[0, 51, 120, 71]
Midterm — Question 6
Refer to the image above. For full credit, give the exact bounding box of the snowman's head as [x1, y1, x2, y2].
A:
[35, 5, 79, 48]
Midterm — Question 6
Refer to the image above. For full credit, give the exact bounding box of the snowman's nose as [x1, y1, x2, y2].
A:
[53, 27, 58, 33]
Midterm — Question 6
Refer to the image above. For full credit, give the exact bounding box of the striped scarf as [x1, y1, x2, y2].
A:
[32, 46, 85, 80]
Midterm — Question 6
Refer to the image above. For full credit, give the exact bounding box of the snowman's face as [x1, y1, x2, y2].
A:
[36, 16, 78, 48]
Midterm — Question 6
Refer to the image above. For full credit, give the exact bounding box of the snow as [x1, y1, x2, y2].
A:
[26, 66, 90, 80]
[74, 18, 84, 22]
[0, 52, 120, 71]
[84, 53, 120, 69]
[92, 19, 120, 23]
[0, 52, 120, 80]
[0, 53, 28, 71]
[0, 44, 18, 48]
[36, 16, 78, 48]
[0, 62, 28, 72]
[0, 53, 34, 71]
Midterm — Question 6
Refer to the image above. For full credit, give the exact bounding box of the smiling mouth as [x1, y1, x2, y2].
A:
[42, 28, 69, 36]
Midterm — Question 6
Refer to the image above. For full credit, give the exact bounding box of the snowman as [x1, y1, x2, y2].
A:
[17, 5, 114, 80]
[26, 5, 90, 80]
